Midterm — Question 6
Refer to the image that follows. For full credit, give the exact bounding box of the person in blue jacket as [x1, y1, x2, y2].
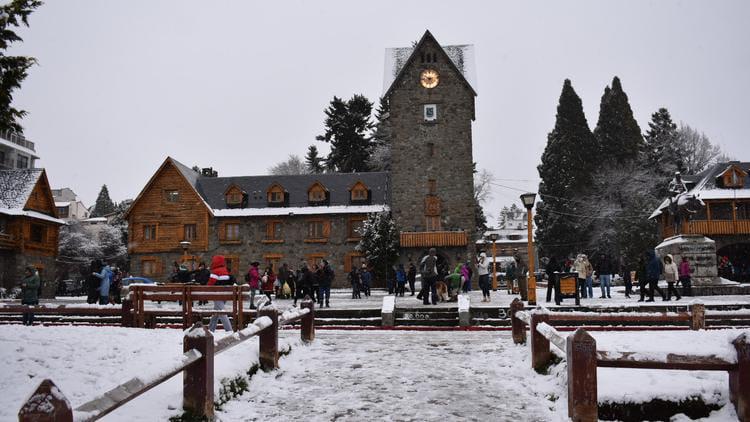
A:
[93, 262, 113, 305]
[639, 250, 666, 302]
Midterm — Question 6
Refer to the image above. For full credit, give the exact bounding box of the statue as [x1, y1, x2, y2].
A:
[667, 172, 704, 234]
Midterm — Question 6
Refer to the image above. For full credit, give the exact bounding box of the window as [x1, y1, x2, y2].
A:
[164, 190, 180, 203]
[350, 181, 369, 203]
[737, 202, 750, 220]
[16, 154, 28, 169]
[308, 183, 327, 202]
[143, 224, 157, 240]
[226, 192, 242, 204]
[428, 179, 436, 195]
[348, 217, 365, 239]
[308, 220, 325, 239]
[424, 104, 437, 121]
[710, 202, 733, 220]
[224, 223, 240, 241]
[30, 224, 46, 243]
[263, 254, 283, 272]
[264, 220, 283, 241]
[56, 206, 69, 218]
[224, 255, 239, 274]
[305, 253, 326, 268]
[426, 216, 441, 231]
[142, 259, 159, 276]
[184, 224, 197, 241]
[267, 183, 286, 206]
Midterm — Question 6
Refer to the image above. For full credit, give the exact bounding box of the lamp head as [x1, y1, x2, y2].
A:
[520, 192, 537, 209]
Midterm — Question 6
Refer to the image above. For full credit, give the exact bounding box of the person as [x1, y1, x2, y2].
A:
[395, 264, 407, 297]
[261, 266, 275, 304]
[20, 266, 40, 325]
[386, 266, 395, 295]
[192, 262, 210, 305]
[245, 262, 261, 309]
[574, 254, 588, 299]
[640, 250, 666, 302]
[679, 256, 693, 297]
[505, 261, 516, 294]
[110, 266, 122, 304]
[294, 261, 311, 307]
[620, 256, 633, 299]
[419, 248, 439, 305]
[361, 264, 372, 297]
[348, 267, 361, 299]
[444, 266, 462, 301]
[663, 254, 682, 301]
[93, 262, 113, 305]
[285, 263, 296, 300]
[278, 263, 290, 298]
[476, 251, 490, 302]
[207, 255, 233, 332]
[597, 253, 613, 299]
[310, 264, 321, 303]
[407, 262, 417, 296]
[318, 260, 333, 307]
[460, 261, 471, 293]
[545, 256, 559, 303]
[86, 259, 102, 304]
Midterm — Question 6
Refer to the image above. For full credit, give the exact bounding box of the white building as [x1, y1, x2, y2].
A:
[0, 130, 38, 170]
[51, 188, 90, 222]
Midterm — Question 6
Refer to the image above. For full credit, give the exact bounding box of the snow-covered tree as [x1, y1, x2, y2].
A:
[474, 167, 493, 232]
[316, 95, 374, 173]
[90, 185, 116, 217]
[676, 123, 725, 174]
[356, 211, 400, 282]
[594, 76, 644, 165]
[368, 97, 391, 171]
[268, 154, 310, 175]
[305, 145, 324, 174]
[644, 108, 682, 198]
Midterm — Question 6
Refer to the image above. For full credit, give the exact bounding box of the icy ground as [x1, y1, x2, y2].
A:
[1, 326, 746, 421]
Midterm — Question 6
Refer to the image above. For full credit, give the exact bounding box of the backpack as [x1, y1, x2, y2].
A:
[420, 256, 436, 278]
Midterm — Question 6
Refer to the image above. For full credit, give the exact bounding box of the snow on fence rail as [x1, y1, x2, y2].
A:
[509, 298, 750, 421]
[17, 300, 316, 422]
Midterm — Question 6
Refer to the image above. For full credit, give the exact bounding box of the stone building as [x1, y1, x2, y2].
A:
[126, 30, 479, 285]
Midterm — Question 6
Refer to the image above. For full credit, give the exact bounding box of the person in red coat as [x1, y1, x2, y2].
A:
[261, 266, 275, 304]
[208, 255, 233, 332]
[245, 262, 261, 309]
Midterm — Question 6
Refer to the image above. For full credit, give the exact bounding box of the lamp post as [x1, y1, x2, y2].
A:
[520, 193, 537, 305]
[488, 233, 499, 291]
[179, 240, 191, 264]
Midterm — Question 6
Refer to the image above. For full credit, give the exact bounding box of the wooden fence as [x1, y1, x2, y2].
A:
[17, 300, 316, 422]
[510, 299, 750, 421]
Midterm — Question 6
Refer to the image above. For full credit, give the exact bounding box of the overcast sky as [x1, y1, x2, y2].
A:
[11, 1, 750, 223]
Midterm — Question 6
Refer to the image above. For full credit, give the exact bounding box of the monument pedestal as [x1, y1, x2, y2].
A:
[655, 234, 719, 286]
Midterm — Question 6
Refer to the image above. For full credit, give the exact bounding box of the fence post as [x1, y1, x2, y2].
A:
[18, 379, 73, 422]
[121, 298, 134, 327]
[301, 299, 315, 343]
[730, 333, 749, 421]
[259, 307, 279, 370]
[530, 311, 550, 371]
[510, 298, 526, 344]
[690, 302, 705, 330]
[183, 323, 214, 419]
[566, 328, 598, 422]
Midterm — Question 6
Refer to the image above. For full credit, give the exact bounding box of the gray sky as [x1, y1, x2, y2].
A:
[11, 1, 750, 223]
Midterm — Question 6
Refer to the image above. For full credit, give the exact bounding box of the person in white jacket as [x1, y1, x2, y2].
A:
[476, 252, 491, 302]
[663, 254, 681, 301]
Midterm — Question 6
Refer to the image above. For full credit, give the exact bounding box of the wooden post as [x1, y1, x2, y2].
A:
[121, 298, 134, 327]
[181, 286, 189, 330]
[259, 307, 279, 370]
[18, 379, 73, 422]
[183, 323, 214, 419]
[137, 286, 145, 328]
[510, 298, 526, 344]
[301, 299, 315, 343]
[566, 328, 598, 422]
[730, 333, 750, 422]
[690, 302, 705, 330]
[237, 286, 244, 330]
[530, 311, 550, 371]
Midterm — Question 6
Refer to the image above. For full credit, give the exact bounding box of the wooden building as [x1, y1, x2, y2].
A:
[0, 168, 64, 294]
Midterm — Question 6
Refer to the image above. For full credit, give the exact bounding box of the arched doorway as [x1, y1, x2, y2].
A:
[716, 242, 750, 283]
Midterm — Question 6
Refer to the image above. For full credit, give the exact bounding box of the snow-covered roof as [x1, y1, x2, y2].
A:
[54, 201, 70, 207]
[213, 205, 389, 218]
[82, 217, 108, 223]
[0, 208, 66, 225]
[0, 169, 43, 210]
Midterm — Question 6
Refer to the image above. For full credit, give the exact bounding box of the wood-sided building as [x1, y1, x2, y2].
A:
[0, 169, 64, 295]
[651, 161, 750, 279]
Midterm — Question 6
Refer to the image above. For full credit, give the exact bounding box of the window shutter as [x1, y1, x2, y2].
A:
[323, 221, 331, 238]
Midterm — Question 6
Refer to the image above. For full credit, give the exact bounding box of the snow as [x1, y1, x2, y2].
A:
[0, 207, 66, 224]
[457, 294, 470, 312]
[381, 295, 395, 313]
[697, 188, 750, 200]
[656, 234, 715, 249]
[212, 204, 388, 217]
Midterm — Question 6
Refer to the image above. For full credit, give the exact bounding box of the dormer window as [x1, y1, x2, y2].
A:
[267, 183, 287, 207]
[224, 185, 246, 208]
[349, 181, 370, 205]
[719, 165, 747, 189]
[308, 182, 329, 206]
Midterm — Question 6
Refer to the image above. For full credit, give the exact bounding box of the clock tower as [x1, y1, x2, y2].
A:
[384, 30, 477, 261]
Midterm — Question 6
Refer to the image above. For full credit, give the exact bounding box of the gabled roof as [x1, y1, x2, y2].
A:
[383, 30, 477, 98]
[0, 168, 43, 210]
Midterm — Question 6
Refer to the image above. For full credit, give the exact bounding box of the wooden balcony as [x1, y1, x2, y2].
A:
[662, 220, 750, 239]
[400, 231, 468, 248]
[0, 233, 17, 249]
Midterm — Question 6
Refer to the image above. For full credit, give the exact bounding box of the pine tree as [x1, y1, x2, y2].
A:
[305, 145, 324, 173]
[0, 0, 42, 134]
[356, 211, 400, 283]
[644, 108, 682, 198]
[368, 97, 391, 171]
[91, 185, 116, 217]
[535, 79, 598, 258]
[594, 76, 644, 165]
[315, 94, 374, 173]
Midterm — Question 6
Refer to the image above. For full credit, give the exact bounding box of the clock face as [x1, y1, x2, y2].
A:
[420, 69, 439, 89]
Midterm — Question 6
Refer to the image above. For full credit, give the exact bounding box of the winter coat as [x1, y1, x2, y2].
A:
[361, 270, 373, 286]
[320, 264, 334, 288]
[460, 264, 471, 284]
[664, 255, 679, 283]
[445, 271, 462, 290]
[20, 272, 40, 305]
[597, 254, 613, 275]
[261, 272, 275, 292]
[208, 256, 231, 286]
[246, 266, 260, 289]
[574, 256, 588, 279]
[506, 263, 516, 279]
[679, 261, 692, 278]
[476, 253, 489, 276]
[194, 268, 210, 285]
[407, 264, 417, 282]
[348, 270, 360, 286]
[94, 265, 112, 298]
[646, 251, 663, 280]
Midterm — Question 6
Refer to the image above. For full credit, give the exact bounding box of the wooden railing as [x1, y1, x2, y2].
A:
[510, 300, 750, 421]
[399, 230, 468, 247]
[0, 232, 16, 249]
[663, 219, 750, 238]
[17, 300, 315, 421]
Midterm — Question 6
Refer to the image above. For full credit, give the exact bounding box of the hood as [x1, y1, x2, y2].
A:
[665, 254, 674, 263]
[480, 252, 487, 258]
[210, 255, 226, 271]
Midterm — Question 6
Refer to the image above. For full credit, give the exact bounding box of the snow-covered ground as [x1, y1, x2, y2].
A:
[2, 325, 746, 421]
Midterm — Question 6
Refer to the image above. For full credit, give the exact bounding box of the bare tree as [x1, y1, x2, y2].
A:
[676, 123, 723, 174]
[474, 168, 494, 204]
[268, 155, 310, 175]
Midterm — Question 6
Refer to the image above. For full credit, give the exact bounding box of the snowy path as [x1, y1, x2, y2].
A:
[219, 331, 562, 421]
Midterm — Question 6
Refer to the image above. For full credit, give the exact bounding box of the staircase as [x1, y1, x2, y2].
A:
[395, 306, 459, 327]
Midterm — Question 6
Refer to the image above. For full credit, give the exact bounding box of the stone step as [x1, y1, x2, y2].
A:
[395, 318, 459, 327]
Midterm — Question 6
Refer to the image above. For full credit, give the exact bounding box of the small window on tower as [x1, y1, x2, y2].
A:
[424, 104, 437, 121]
[428, 179, 437, 195]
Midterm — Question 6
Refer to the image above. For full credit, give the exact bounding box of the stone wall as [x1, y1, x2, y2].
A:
[656, 235, 719, 285]
[0, 251, 56, 297]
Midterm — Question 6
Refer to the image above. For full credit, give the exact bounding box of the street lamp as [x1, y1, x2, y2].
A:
[520, 192, 537, 305]
[488, 232, 499, 291]
[179, 240, 191, 264]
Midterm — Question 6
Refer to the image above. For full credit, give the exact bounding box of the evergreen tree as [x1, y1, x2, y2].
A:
[356, 211, 400, 283]
[91, 185, 116, 217]
[535, 79, 598, 258]
[644, 108, 682, 198]
[316, 94, 374, 173]
[305, 145, 324, 173]
[368, 97, 392, 171]
[594, 76, 644, 165]
[0, 0, 42, 134]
